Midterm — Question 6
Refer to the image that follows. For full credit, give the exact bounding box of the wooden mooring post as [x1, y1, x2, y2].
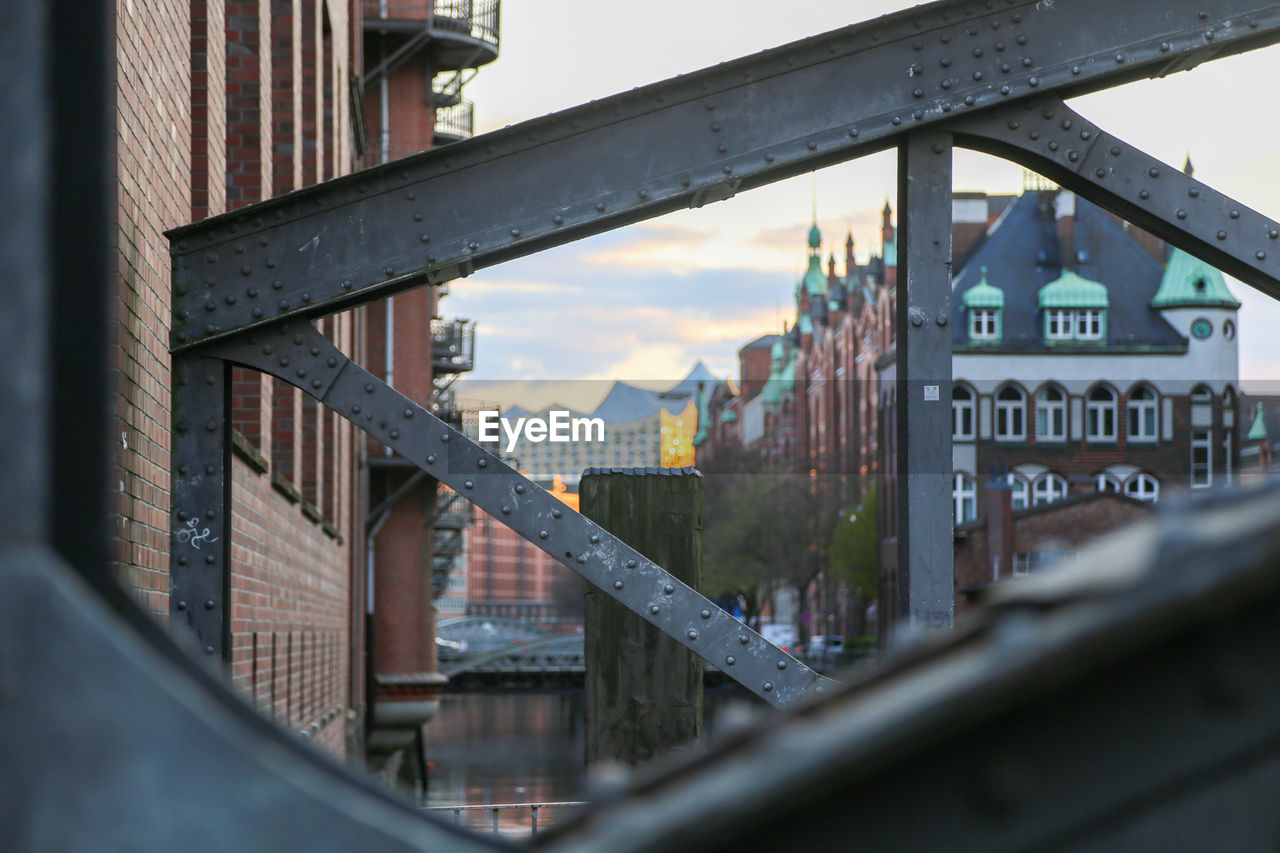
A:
[579, 467, 703, 767]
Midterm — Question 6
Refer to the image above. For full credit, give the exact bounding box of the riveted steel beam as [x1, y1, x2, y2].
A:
[947, 95, 1280, 300]
[196, 322, 837, 708]
[167, 0, 1280, 350]
[896, 132, 955, 634]
[169, 356, 233, 661]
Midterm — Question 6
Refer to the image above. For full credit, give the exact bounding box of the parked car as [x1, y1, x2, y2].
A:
[807, 635, 844, 667]
[760, 622, 799, 654]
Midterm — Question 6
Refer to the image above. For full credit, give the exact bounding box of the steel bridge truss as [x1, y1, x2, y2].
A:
[8, 0, 1280, 850]
[167, 0, 1280, 707]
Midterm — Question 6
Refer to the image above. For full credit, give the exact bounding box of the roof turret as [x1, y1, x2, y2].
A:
[1152, 248, 1239, 309]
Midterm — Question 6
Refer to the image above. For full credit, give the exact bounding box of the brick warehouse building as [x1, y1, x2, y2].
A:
[111, 0, 497, 766]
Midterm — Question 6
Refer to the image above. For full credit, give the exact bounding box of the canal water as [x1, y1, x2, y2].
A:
[423, 688, 769, 822]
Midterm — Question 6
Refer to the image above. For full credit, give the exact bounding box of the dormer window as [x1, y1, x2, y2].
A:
[1038, 270, 1109, 343]
[969, 308, 999, 340]
[961, 267, 1004, 344]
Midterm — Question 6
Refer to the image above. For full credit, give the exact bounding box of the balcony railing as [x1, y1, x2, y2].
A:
[433, 97, 473, 145]
[432, 318, 475, 374]
[427, 0, 499, 53]
[362, 0, 500, 56]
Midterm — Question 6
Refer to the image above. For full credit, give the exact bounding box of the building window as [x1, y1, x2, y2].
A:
[1031, 472, 1067, 506]
[952, 385, 975, 440]
[1125, 473, 1160, 502]
[1223, 432, 1234, 485]
[1075, 309, 1103, 340]
[1035, 385, 1066, 441]
[1191, 429, 1212, 488]
[1007, 472, 1029, 510]
[1087, 386, 1117, 441]
[969, 308, 1000, 341]
[953, 472, 977, 524]
[1046, 309, 1074, 341]
[1096, 473, 1121, 493]
[995, 386, 1026, 441]
[1014, 548, 1073, 577]
[1126, 385, 1158, 442]
[1045, 308, 1106, 341]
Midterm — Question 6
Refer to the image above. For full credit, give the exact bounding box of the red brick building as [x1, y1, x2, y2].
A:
[110, 0, 497, 766]
[115, 0, 362, 756]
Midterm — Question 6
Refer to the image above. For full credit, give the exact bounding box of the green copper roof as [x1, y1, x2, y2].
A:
[693, 384, 712, 447]
[961, 267, 1005, 308]
[1248, 401, 1268, 441]
[719, 407, 738, 424]
[798, 312, 814, 336]
[1152, 247, 1239, 309]
[808, 222, 822, 249]
[883, 234, 896, 268]
[771, 336, 786, 365]
[802, 254, 828, 297]
[1038, 269, 1109, 308]
[760, 367, 782, 406]
[780, 354, 796, 394]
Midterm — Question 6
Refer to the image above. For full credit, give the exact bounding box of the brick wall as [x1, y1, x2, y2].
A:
[112, 0, 191, 616]
[112, 0, 363, 758]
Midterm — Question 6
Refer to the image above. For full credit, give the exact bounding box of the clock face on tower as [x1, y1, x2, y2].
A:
[1191, 318, 1213, 340]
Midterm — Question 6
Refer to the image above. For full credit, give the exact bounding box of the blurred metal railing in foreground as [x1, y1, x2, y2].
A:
[425, 802, 585, 838]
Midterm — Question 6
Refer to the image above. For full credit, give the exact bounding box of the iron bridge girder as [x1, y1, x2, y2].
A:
[167, 0, 1280, 351]
[196, 321, 836, 708]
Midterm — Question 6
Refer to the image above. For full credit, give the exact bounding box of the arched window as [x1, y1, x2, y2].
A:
[1032, 472, 1068, 505]
[1127, 385, 1158, 442]
[1087, 386, 1117, 441]
[1006, 472, 1030, 510]
[953, 472, 977, 524]
[1035, 385, 1067, 441]
[1125, 473, 1160, 502]
[1096, 473, 1121, 493]
[952, 384, 975, 440]
[995, 386, 1026, 441]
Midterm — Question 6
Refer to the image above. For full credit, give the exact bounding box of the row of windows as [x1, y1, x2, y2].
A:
[967, 308, 1105, 343]
[952, 470, 1161, 524]
[954, 384, 1172, 443]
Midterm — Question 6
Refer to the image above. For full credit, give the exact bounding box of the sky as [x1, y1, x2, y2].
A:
[448, 1, 1280, 412]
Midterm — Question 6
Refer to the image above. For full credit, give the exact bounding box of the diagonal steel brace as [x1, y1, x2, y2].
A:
[195, 321, 838, 708]
[947, 95, 1280, 300]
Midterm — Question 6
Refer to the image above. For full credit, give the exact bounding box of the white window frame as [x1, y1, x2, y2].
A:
[969, 308, 999, 340]
[1032, 472, 1067, 506]
[953, 472, 977, 524]
[1126, 386, 1159, 443]
[1125, 473, 1160, 502]
[1096, 473, 1121, 493]
[1087, 387, 1117, 441]
[952, 385, 975, 440]
[995, 386, 1026, 442]
[1075, 308, 1103, 340]
[1035, 385, 1067, 441]
[1191, 429, 1212, 488]
[1046, 309, 1074, 341]
[1007, 472, 1029, 510]
[1223, 432, 1234, 485]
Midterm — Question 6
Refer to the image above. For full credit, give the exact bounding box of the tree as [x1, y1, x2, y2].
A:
[699, 444, 843, 629]
[828, 484, 880, 635]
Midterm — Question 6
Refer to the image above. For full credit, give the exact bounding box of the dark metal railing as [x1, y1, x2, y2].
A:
[425, 801, 585, 838]
[433, 97, 474, 143]
[362, 1, 500, 51]
[431, 318, 475, 373]
[428, 0, 499, 51]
